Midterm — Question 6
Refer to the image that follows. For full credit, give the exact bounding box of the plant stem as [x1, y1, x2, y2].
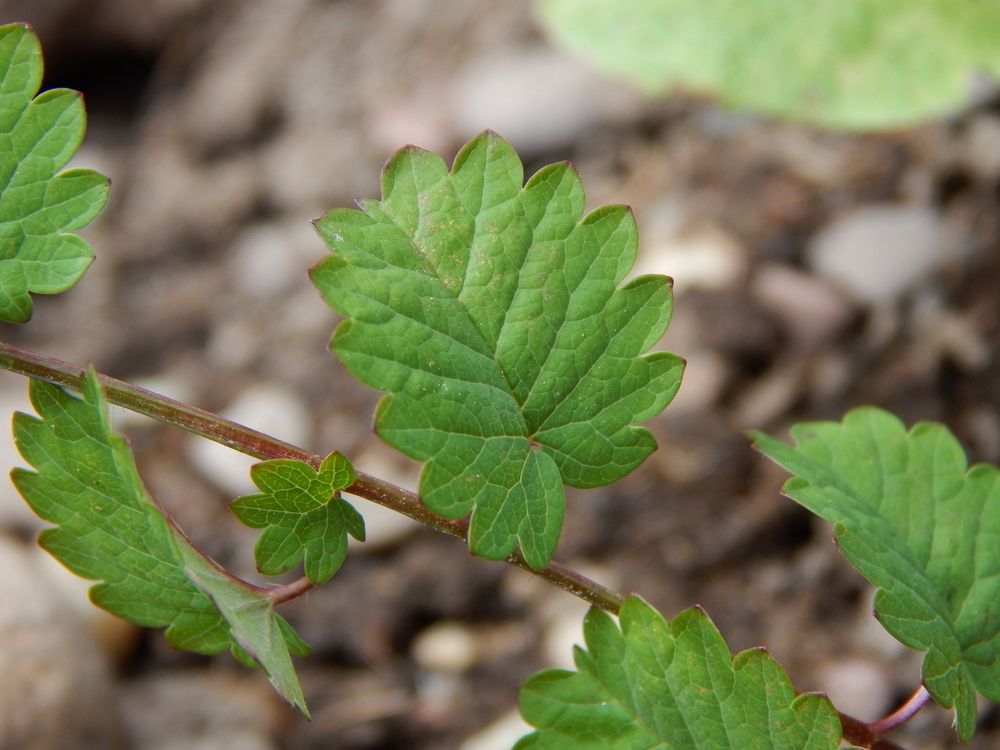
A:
[867, 686, 932, 737]
[0, 340, 916, 748]
[0, 340, 625, 613]
[838, 711, 909, 750]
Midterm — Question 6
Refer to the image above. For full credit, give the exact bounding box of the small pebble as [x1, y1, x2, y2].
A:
[413, 621, 478, 673]
[635, 221, 746, 293]
[0, 381, 43, 532]
[448, 48, 631, 154]
[460, 709, 533, 750]
[0, 534, 119, 749]
[817, 657, 893, 722]
[807, 206, 959, 304]
[750, 263, 853, 346]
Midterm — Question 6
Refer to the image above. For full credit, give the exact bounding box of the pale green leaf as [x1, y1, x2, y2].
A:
[312, 131, 683, 570]
[753, 407, 1000, 741]
[0, 23, 109, 322]
[230, 452, 364, 585]
[538, 0, 1000, 130]
[517, 596, 841, 749]
[11, 371, 310, 716]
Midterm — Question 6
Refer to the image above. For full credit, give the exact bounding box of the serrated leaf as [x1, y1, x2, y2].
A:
[538, 0, 1000, 131]
[10, 371, 310, 716]
[230, 452, 364, 585]
[516, 596, 840, 749]
[311, 131, 683, 570]
[0, 23, 109, 323]
[753, 407, 1000, 741]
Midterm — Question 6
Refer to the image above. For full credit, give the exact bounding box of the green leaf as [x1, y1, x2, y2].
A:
[516, 596, 840, 749]
[311, 131, 684, 570]
[11, 371, 310, 716]
[0, 23, 109, 323]
[752, 407, 1000, 741]
[538, 0, 1000, 131]
[230, 452, 365, 585]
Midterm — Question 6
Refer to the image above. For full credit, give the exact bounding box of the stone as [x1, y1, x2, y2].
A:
[448, 48, 634, 155]
[634, 219, 747, 293]
[0, 379, 42, 533]
[412, 621, 479, 673]
[460, 709, 533, 750]
[750, 263, 853, 345]
[0, 534, 120, 749]
[817, 657, 893, 723]
[807, 206, 959, 305]
[119, 671, 283, 750]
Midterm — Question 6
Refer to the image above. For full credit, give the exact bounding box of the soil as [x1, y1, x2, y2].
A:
[1, 1, 999, 749]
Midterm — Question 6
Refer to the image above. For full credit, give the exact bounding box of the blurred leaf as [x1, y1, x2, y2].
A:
[11, 371, 310, 715]
[231, 452, 364, 585]
[538, 0, 1000, 130]
[0, 23, 109, 322]
[517, 597, 840, 748]
[753, 407, 1000, 740]
[312, 130, 683, 570]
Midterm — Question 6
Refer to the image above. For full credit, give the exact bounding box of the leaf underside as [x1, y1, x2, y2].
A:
[517, 596, 841, 749]
[11, 372, 310, 715]
[538, 0, 1000, 130]
[753, 407, 1000, 741]
[231, 452, 365, 586]
[311, 130, 684, 570]
[0, 23, 109, 323]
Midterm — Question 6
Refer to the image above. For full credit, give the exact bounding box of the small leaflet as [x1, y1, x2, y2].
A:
[230, 452, 365, 586]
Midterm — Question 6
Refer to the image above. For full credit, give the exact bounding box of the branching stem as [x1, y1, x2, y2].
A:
[0, 341, 625, 613]
[0, 340, 921, 748]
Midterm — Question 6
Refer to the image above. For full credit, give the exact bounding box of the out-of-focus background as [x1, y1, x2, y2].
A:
[1, 1, 999, 748]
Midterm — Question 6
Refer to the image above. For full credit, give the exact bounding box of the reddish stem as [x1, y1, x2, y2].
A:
[867, 686, 932, 737]
[0, 341, 920, 748]
[0, 340, 624, 613]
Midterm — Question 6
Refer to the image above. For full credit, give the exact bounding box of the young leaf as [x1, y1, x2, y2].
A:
[230, 452, 365, 585]
[11, 371, 311, 716]
[312, 131, 684, 570]
[538, 0, 1000, 131]
[0, 23, 109, 323]
[517, 596, 840, 749]
[753, 408, 1000, 741]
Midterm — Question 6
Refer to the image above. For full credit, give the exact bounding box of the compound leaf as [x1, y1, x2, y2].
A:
[312, 131, 683, 570]
[11, 371, 310, 716]
[538, 0, 1000, 131]
[753, 407, 1000, 741]
[0, 23, 109, 323]
[516, 596, 840, 749]
[230, 452, 365, 585]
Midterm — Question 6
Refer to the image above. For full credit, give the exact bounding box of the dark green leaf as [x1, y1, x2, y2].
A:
[517, 596, 840, 748]
[753, 407, 1000, 740]
[312, 131, 683, 569]
[0, 23, 109, 322]
[11, 371, 310, 715]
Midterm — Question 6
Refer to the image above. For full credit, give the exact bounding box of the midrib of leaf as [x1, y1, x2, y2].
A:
[518, 210, 633, 434]
[384, 151, 593, 432]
